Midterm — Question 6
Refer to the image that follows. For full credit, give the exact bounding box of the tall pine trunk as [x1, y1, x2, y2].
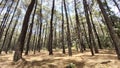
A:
[13, 0, 35, 62]
[74, 0, 84, 52]
[25, 0, 37, 55]
[61, 1, 65, 54]
[83, 0, 95, 55]
[63, 0, 72, 56]
[97, 0, 120, 59]
[37, 0, 43, 52]
[48, 0, 55, 55]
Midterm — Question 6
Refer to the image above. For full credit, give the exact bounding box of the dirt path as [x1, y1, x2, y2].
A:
[0, 49, 120, 68]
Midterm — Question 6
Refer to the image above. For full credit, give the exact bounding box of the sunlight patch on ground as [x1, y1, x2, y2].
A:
[0, 49, 120, 68]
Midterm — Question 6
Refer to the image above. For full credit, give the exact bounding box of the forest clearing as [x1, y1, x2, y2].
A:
[0, 49, 120, 68]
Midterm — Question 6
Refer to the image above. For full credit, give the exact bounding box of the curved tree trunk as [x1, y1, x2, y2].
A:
[13, 0, 35, 62]
[25, 0, 37, 55]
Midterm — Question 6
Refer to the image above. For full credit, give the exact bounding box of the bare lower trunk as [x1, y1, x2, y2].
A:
[13, 0, 35, 62]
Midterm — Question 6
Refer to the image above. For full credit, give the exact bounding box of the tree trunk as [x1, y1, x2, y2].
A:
[48, 0, 55, 55]
[61, 1, 65, 54]
[112, 0, 120, 12]
[74, 0, 84, 52]
[0, 1, 14, 40]
[25, 0, 37, 55]
[83, 0, 94, 56]
[63, 0, 72, 56]
[37, 0, 43, 52]
[0, 0, 8, 14]
[13, 0, 35, 62]
[97, 0, 120, 59]
[5, 12, 20, 54]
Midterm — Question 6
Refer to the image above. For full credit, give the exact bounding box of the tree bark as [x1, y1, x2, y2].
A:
[25, 0, 37, 55]
[74, 0, 84, 52]
[97, 0, 120, 59]
[63, 0, 72, 56]
[61, 1, 65, 54]
[13, 0, 35, 62]
[83, 0, 95, 55]
[47, 0, 55, 55]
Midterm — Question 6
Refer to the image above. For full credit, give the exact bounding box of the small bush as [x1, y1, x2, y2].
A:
[66, 63, 76, 68]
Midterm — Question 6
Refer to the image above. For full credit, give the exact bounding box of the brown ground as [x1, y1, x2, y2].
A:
[0, 49, 120, 68]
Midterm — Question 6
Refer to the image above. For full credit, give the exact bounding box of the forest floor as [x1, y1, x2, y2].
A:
[0, 49, 120, 68]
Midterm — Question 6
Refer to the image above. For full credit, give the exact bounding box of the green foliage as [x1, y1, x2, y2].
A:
[66, 63, 76, 68]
